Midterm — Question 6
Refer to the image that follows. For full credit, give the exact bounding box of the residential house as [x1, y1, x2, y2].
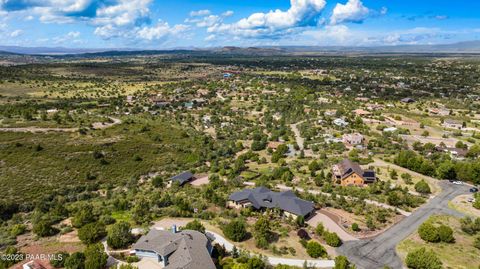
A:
[267, 141, 284, 150]
[383, 127, 398, 133]
[227, 187, 315, 219]
[150, 96, 171, 107]
[401, 97, 415, 103]
[343, 133, 364, 145]
[436, 146, 468, 160]
[442, 119, 463, 130]
[22, 260, 53, 269]
[332, 159, 376, 186]
[353, 109, 371, 117]
[133, 227, 215, 269]
[333, 118, 349, 127]
[168, 171, 195, 186]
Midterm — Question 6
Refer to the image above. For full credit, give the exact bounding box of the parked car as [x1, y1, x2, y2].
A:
[467, 197, 475, 203]
[470, 187, 479, 193]
[453, 181, 463, 185]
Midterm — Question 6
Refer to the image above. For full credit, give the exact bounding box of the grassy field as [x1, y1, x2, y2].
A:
[397, 215, 480, 269]
[0, 115, 206, 202]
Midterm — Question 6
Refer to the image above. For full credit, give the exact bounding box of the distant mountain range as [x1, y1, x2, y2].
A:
[1, 40, 480, 56]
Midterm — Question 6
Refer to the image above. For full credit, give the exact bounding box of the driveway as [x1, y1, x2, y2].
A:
[307, 211, 358, 242]
[337, 181, 470, 269]
[206, 230, 335, 268]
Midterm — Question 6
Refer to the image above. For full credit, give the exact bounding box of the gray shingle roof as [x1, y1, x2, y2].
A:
[170, 171, 194, 185]
[228, 187, 314, 217]
[133, 229, 215, 269]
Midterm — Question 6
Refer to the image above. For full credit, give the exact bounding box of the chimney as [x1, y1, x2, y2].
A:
[172, 224, 177, 233]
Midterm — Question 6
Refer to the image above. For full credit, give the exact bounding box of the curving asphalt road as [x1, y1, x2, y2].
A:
[337, 181, 470, 269]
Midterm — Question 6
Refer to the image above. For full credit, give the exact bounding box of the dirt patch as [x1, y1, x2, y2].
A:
[58, 230, 81, 243]
[450, 194, 480, 217]
[190, 175, 209, 186]
[322, 208, 405, 239]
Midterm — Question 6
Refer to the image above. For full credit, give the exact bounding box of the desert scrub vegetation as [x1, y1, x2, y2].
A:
[0, 115, 209, 202]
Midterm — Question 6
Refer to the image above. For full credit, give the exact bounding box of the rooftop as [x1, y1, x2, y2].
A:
[229, 187, 315, 217]
[133, 229, 215, 269]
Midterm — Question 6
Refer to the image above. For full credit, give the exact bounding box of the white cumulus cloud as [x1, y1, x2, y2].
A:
[206, 0, 326, 38]
[10, 29, 23, 37]
[330, 0, 370, 25]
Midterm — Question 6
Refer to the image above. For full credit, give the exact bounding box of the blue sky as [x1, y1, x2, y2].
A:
[0, 0, 479, 48]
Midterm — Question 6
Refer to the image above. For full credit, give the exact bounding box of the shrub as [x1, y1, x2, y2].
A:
[437, 225, 454, 243]
[351, 223, 360, 232]
[405, 248, 442, 269]
[296, 215, 305, 227]
[125, 255, 140, 263]
[84, 243, 108, 269]
[334, 256, 354, 269]
[10, 224, 27, 237]
[297, 229, 310, 240]
[223, 219, 248, 242]
[315, 223, 325, 235]
[323, 231, 342, 247]
[306, 241, 327, 258]
[471, 236, 480, 251]
[418, 222, 439, 243]
[33, 219, 58, 237]
[50, 251, 69, 268]
[64, 252, 85, 269]
[107, 222, 133, 249]
[184, 219, 205, 233]
[78, 222, 107, 244]
[415, 180, 431, 194]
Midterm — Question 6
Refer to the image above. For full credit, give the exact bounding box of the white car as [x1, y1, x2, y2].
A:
[467, 197, 475, 203]
[453, 181, 463, 185]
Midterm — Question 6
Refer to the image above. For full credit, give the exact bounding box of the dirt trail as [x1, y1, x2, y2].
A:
[0, 117, 121, 133]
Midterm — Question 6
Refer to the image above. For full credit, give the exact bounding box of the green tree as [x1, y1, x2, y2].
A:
[107, 221, 133, 249]
[254, 216, 272, 249]
[306, 241, 327, 258]
[405, 248, 442, 269]
[474, 236, 480, 249]
[415, 180, 431, 194]
[223, 219, 248, 242]
[84, 243, 108, 269]
[418, 222, 439, 243]
[64, 252, 85, 269]
[184, 219, 205, 233]
[334, 256, 354, 269]
[324, 231, 342, 247]
[389, 170, 398, 180]
[296, 215, 305, 227]
[351, 223, 360, 232]
[78, 222, 107, 245]
[72, 204, 96, 228]
[152, 176, 164, 188]
[437, 224, 454, 243]
[436, 161, 456, 180]
[33, 219, 58, 237]
[132, 198, 150, 224]
[316, 223, 325, 235]
[50, 252, 69, 268]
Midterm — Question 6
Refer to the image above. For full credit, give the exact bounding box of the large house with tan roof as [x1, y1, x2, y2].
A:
[332, 159, 376, 186]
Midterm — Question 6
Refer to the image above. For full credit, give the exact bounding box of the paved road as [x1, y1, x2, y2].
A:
[337, 181, 470, 269]
[206, 230, 335, 268]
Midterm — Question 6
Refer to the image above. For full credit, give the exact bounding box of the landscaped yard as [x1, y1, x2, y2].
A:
[397, 215, 480, 269]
